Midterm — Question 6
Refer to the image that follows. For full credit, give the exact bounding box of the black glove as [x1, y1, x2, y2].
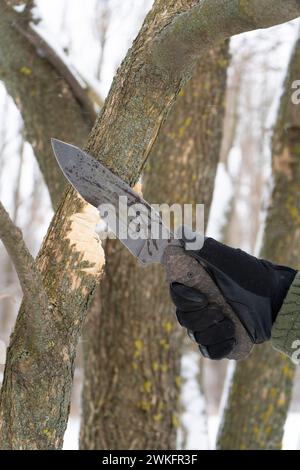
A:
[170, 237, 296, 360]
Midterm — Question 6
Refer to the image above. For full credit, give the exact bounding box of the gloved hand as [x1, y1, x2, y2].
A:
[170, 237, 297, 360]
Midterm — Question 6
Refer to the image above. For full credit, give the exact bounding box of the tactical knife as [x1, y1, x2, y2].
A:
[51, 139, 253, 360]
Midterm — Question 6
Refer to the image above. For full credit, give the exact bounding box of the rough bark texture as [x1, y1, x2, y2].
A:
[0, 4, 98, 449]
[80, 42, 229, 450]
[0, 200, 47, 318]
[0, 4, 94, 209]
[217, 36, 300, 451]
[0, 0, 300, 450]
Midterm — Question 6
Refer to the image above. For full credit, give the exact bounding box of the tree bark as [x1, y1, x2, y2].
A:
[217, 36, 300, 451]
[80, 42, 229, 450]
[0, 200, 47, 318]
[0, 4, 98, 449]
[0, 0, 299, 450]
[0, 4, 94, 209]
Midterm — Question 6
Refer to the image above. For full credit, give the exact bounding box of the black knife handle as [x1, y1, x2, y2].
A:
[162, 244, 253, 360]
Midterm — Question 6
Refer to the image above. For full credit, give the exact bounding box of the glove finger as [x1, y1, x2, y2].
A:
[176, 306, 224, 331]
[170, 282, 207, 312]
[193, 318, 235, 345]
[205, 338, 236, 360]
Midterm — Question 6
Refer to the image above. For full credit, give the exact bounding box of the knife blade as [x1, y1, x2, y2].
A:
[51, 138, 173, 265]
[51, 138, 254, 360]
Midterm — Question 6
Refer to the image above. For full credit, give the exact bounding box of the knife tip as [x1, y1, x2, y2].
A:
[51, 137, 63, 147]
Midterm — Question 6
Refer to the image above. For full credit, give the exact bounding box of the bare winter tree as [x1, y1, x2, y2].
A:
[218, 34, 300, 450]
[95, 0, 111, 81]
[0, 0, 300, 450]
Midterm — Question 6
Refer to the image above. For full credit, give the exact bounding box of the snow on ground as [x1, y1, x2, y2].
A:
[63, 417, 80, 450]
[284, 413, 300, 450]
[206, 162, 233, 240]
[177, 352, 209, 450]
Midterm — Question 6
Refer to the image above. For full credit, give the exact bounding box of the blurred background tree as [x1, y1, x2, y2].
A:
[218, 34, 300, 450]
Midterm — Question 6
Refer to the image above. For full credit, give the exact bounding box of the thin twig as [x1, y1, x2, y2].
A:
[0, 200, 48, 317]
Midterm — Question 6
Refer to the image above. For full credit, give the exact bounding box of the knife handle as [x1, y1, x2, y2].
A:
[162, 244, 253, 360]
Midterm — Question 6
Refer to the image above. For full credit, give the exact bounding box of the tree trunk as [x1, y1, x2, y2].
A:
[0, 4, 93, 209]
[217, 36, 300, 451]
[80, 42, 229, 450]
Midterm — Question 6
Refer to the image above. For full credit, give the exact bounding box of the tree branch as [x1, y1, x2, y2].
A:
[6, 0, 102, 116]
[12, 21, 98, 122]
[0, 4, 94, 208]
[86, 0, 300, 184]
[0, 200, 47, 328]
[151, 0, 300, 77]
